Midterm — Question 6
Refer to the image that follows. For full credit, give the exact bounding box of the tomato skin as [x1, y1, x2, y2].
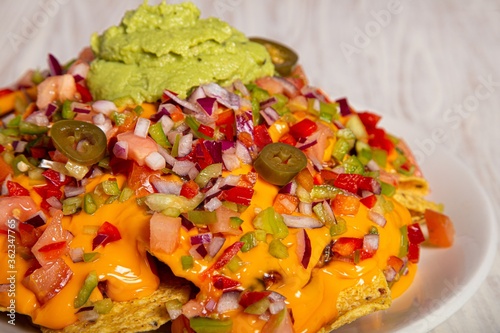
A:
[7, 181, 30, 196]
[23, 258, 73, 304]
[424, 209, 455, 247]
[76, 83, 93, 102]
[289, 118, 317, 140]
[278, 132, 297, 146]
[150, 213, 181, 255]
[332, 193, 360, 216]
[387, 255, 405, 273]
[198, 124, 214, 138]
[201, 241, 244, 280]
[211, 275, 240, 291]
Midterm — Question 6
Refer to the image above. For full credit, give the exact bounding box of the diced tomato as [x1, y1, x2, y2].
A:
[320, 169, 339, 185]
[0, 196, 38, 229]
[7, 181, 30, 196]
[367, 127, 395, 153]
[211, 275, 240, 291]
[127, 162, 159, 197]
[33, 183, 63, 211]
[424, 209, 455, 247]
[198, 124, 214, 138]
[407, 242, 420, 263]
[208, 205, 242, 236]
[201, 241, 244, 280]
[360, 194, 377, 209]
[332, 237, 363, 257]
[92, 221, 122, 250]
[215, 109, 235, 126]
[357, 111, 381, 129]
[116, 131, 158, 166]
[239, 291, 271, 308]
[289, 118, 317, 140]
[150, 213, 181, 255]
[75, 83, 93, 102]
[0, 157, 14, 182]
[262, 308, 294, 333]
[273, 194, 299, 215]
[407, 223, 425, 244]
[253, 124, 273, 150]
[278, 133, 297, 146]
[220, 186, 254, 206]
[180, 180, 200, 199]
[255, 77, 285, 95]
[31, 210, 72, 266]
[332, 193, 360, 216]
[17, 222, 41, 247]
[23, 258, 73, 304]
[387, 255, 405, 273]
[334, 173, 363, 194]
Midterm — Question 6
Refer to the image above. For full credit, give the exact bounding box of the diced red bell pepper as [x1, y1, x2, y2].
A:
[367, 127, 395, 153]
[76, 83, 93, 103]
[201, 241, 244, 280]
[387, 255, 405, 273]
[42, 169, 71, 187]
[333, 173, 363, 194]
[30, 147, 47, 159]
[34, 183, 63, 211]
[198, 124, 215, 138]
[357, 111, 381, 129]
[332, 237, 363, 257]
[216, 109, 235, 126]
[332, 193, 360, 216]
[193, 139, 214, 170]
[407, 223, 425, 244]
[219, 124, 234, 141]
[360, 194, 377, 208]
[278, 133, 297, 146]
[239, 291, 271, 308]
[253, 124, 273, 150]
[180, 180, 200, 199]
[0, 88, 14, 98]
[407, 242, 420, 263]
[289, 118, 317, 140]
[7, 181, 30, 197]
[220, 186, 254, 206]
[92, 221, 122, 250]
[211, 275, 240, 291]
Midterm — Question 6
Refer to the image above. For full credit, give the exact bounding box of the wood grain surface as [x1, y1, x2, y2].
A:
[0, 1, 499, 332]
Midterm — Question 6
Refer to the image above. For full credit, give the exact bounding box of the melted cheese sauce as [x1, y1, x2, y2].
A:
[0, 167, 416, 331]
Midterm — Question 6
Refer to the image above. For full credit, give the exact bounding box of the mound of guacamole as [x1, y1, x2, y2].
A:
[87, 1, 274, 105]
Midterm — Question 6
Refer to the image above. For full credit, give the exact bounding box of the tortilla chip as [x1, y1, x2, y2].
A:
[319, 270, 391, 332]
[40, 279, 191, 333]
[393, 191, 443, 215]
[397, 175, 430, 196]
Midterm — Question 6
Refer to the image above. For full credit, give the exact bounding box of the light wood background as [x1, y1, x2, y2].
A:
[0, 1, 499, 332]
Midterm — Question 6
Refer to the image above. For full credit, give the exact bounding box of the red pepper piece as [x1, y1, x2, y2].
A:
[239, 291, 271, 308]
[38, 241, 67, 253]
[0, 88, 14, 98]
[332, 237, 363, 257]
[198, 124, 214, 138]
[201, 241, 244, 280]
[407, 223, 425, 244]
[278, 132, 297, 146]
[253, 124, 273, 150]
[42, 169, 71, 187]
[211, 275, 240, 291]
[180, 180, 200, 199]
[407, 242, 420, 263]
[289, 118, 317, 140]
[92, 221, 122, 250]
[215, 110, 235, 126]
[387, 255, 405, 272]
[360, 194, 377, 208]
[7, 181, 30, 196]
[29, 147, 47, 159]
[76, 83, 93, 103]
[333, 173, 364, 194]
[357, 111, 381, 129]
[220, 186, 254, 206]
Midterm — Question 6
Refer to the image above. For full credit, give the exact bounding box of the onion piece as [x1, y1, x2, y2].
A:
[190, 232, 213, 246]
[145, 151, 166, 171]
[233, 80, 249, 97]
[260, 107, 280, 126]
[383, 266, 397, 282]
[46, 196, 62, 209]
[75, 308, 99, 322]
[282, 214, 323, 228]
[45, 102, 59, 117]
[202, 83, 240, 110]
[196, 97, 217, 116]
[69, 247, 84, 263]
[92, 100, 117, 116]
[217, 291, 242, 314]
[48, 53, 63, 76]
[363, 234, 380, 253]
[134, 117, 151, 138]
[71, 102, 91, 114]
[205, 197, 222, 212]
[172, 160, 196, 177]
[189, 244, 207, 260]
[296, 229, 312, 269]
[25, 111, 49, 126]
[368, 210, 387, 227]
[222, 152, 240, 171]
[178, 133, 193, 157]
[25, 211, 47, 228]
[336, 98, 351, 116]
[113, 141, 128, 160]
[206, 236, 226, 258]
[64, 184, 86, 198]
[163, 89, 204, 113]
[13, 140, 27, 153]
[151, 178, 181, 195]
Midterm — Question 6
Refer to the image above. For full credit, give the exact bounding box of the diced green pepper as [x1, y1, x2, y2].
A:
[310, 185, 341, 201]
[74, 270, 98, 308]
[332, 138, 350, 162]
[313, 203, 336, 225]
[240, 232, 258, 252]
[372, 148, 387, 167]
[226, 255, 243, 273]
[84, 193, 98, 214]
[102, 179, 121, 196]
[148, 122, 171, 148]
[229, 216, 244, 229]
[189, 317, 233, 333]
[170, 133, 181, 158]
[343, 155, 364, 175]
[244, 297, 271, 315]
[11, 154, 34, 175]
[61, 100, 75, 119]
[83, 252, 100, 262]
[19, 121, 48, 135]
[181, 255, 194, 270]
[194, 163, 223, 188]
[118, 186, 134, 202]
[380, 182, 396, 197]
[330, 218, 347, 236]
[346, 114, 368, 140]
[252, 207, 289, 239]
[93, 298, 113, 314]
[268, 239, 289, 259]
[62, 197, 82, 215]
[399, 225, 409, 258]
[187, 210, 217, 225]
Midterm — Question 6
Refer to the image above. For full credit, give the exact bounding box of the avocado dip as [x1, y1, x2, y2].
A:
[86, 1, 275, 106]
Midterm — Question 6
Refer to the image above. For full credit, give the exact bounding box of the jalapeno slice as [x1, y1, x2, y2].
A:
[250, 37, 298, 76]
[254, 142, 307, 186]
[50, 120, 107, 166]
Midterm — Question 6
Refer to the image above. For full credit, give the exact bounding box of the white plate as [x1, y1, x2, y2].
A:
[336, 117, 498, 333]
[1, 117, 497, 333]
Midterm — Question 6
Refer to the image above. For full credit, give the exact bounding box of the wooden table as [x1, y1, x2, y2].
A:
[0, 1, 498, 332]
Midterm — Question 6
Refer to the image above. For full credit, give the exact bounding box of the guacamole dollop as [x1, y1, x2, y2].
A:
[87, 2, 274, 105]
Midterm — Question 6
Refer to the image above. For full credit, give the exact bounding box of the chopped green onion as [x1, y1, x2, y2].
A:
[84, 193, 98, 215]
[83, 252, 100, 262]
[62, 197, 82, 215]
[244, 297, 271, 315]
[74, 270, 98, 308]
[226, 255, 243, 273]
[119, 186, 134, 202]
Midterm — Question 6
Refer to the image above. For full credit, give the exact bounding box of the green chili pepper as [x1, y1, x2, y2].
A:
[83, 252, 100, 263]
[189, 317, 233, 333]
[11, 154, 34, 175]
[19, 121, 48, 135]
[61, 100, 75, 119]
[194, 163, 222, 188]
[62, 197, 82, 215]
[226, 255, 243, 273]
[51, 120, 107, 166]
[330, 218, 347, 236]
[268, 239, 289, 259]
[102, 179, 121, 196]
[74, 270, 98, 308]
[244, 297, 271, 315]
[343, 155, 364, 175]
[380, 182, 396, 197]
[319, 101, 339, 123]
[84, 193, 98, 215]
[181, 255, 194, 270]
[240, 232, 258, 252]
[229, 216, 244, 229]
[93, 298, 113, 314]
[148, 122, 170, 148]
[253, 142, 307, 186]
[170, 133, 181, 158]
[310, 185, 341, 201]
[187, 210, 217, 225]
[119, 187, 134, 202]
[399, 225, 409, 258]
[252, 207, 289, 239]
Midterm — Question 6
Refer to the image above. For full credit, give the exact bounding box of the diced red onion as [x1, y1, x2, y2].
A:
[151, 178, 181, 195]
[64, 184, 86, 198]
[333, 120, 345, 130]
[235, 111, 254, 137]
[297, 139, 317, 151]
[196, 97, 217, 116]
[220, 174, 241, 189]
[204, 141, 223, 164]
[282, 214, 323, 228]
[383, 266, 397, 282]
[113, 141, 128, 160]
[188, 165, 200, 180]
[71, 102, 91, 114]
[25, 111, 49, 126]
[190, 232, 213, 245]
[145, 151, 166, 171]
[46, 196, 62, 209]
[322, 201, 336, 223]
[201, 83, 240, 110]
[92, 100, 117, 116]
[217, 291, 241, 314]
[181, 215, 195, 231]
[233, 80, 249, 97]
[279, 181, 297, 195]
[25, 211, 47, 228]
[336, 98, 351, 116]
[189, 244, 207, 260]
[160, 114, 174, 134]
[68, 62, 89, 81]
[45, 102, 58, 117]
[205, 298, 217, 312]
[235, 141, 252, 165]
[69, 247, 84, 263]
[269, 300, 286, 315]
[178, 133, 193, 157]
[204, 178, 223, 200]
[134, 117, 151, 138]
[48, 53, 63, 76]
[308, 154, 323, 172]
[221, 140, 235, 152]
[13, 140, 27, 153]
[260, 107, 280, 126]
[206, 236, 226, 258]
[205, 197, 222, 212]
[259, 96, 277, 109]
[172, 160, 196, 177]
[363, 234, 380, 253]
[222, 152, 240, 171]
[163, 89, 204, 114]
[368, 210, 387, 227]
[157, 146, 177, 167]
[298, 202, 312, 215]
[92, 113, 106, 126]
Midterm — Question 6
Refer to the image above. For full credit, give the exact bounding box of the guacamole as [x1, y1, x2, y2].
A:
[87, 2, 274, 105]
